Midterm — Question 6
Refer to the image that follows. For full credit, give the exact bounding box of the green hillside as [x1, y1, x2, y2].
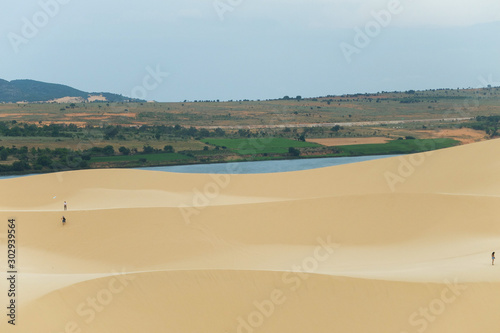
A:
[0, 79, 144, 103]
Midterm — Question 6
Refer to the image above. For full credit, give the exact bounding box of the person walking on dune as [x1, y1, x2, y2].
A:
[62, 216, 66, 225]
[64, 201, 67, 211]
[492, 252, 495, 265]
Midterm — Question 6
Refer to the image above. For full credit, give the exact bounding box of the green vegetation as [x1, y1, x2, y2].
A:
[463, 116, 500, 137]
[203, 137, 320, 155]
[0, 122, 77, 137]
[0, 85, 497, 176]
[0, 126, 464, 176]
[0, 78, 143, 103]
[1, 86, 499, 128]
[0, 146, 90, 174]
[337, 138, 460, 155]
[91, 153, 192, 163]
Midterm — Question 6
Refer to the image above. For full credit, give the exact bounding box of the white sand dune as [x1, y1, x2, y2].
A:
[1, 139, 500, 332]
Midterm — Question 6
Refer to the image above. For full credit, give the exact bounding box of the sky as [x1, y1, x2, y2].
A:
[1, 0, 499, 102]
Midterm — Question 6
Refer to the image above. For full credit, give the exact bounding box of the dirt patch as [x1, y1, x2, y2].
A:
[88, 95, 107, 102]
[24, 121, 89, 127]
[65, 113, 135, 118]
[48, 96, 85, 103]
[414, 128, 487, 144]
[0, 113, 49, 117]
[84, 116, 111, 120]
[307, 137, 390, 146]
[66, 113, 91, 117]
[103, 113, 136, 118]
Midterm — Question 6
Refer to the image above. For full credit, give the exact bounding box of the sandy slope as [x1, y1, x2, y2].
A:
[1, 139, 500, 332]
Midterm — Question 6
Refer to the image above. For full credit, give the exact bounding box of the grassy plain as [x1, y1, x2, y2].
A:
[0, 87, 497, 174]
[336, 138, 459, 155]
[203, 138, 321, 154]
[0, 87, 499, 128]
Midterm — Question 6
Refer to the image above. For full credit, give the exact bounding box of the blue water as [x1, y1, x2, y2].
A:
[0, 155, 396, 180]
[137, 155, 396, 174]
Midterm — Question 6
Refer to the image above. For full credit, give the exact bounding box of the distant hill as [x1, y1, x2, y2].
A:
[0, 79, 145, 103]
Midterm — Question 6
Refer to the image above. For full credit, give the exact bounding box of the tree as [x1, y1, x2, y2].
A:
[199, 129, 210, 138]
[187, 127, 198, 137]
[143, 145, 154, 153]
[214, 128, 225, 137]
[331, 125, 342, 132]
[67, 124, 78, 132]
[288, 147, 300, 156]
[119, 146, 131, 155]
[105, 126, 120, 139]
[36, 155, 53, 167]
[163, 145, 174, 153]
[0, 149, 8, 161]
[102, 145, 115, 156]
[12, 161, 29, 171]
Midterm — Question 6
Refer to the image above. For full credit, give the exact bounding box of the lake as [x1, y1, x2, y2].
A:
[0, 155, 396, 180]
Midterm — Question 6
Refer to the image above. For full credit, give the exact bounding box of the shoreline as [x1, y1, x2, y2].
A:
[0, 153, 396, 179]
[0, 137, 459, 177]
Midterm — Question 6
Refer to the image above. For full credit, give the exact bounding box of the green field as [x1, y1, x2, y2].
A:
[203, 137, 321, 155]
[0, 85, 496, 175]
[337, 138, 460, 155]
[91, 153, 193, 163]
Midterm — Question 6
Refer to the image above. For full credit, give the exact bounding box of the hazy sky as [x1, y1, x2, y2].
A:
[1, 0, 499, 102]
